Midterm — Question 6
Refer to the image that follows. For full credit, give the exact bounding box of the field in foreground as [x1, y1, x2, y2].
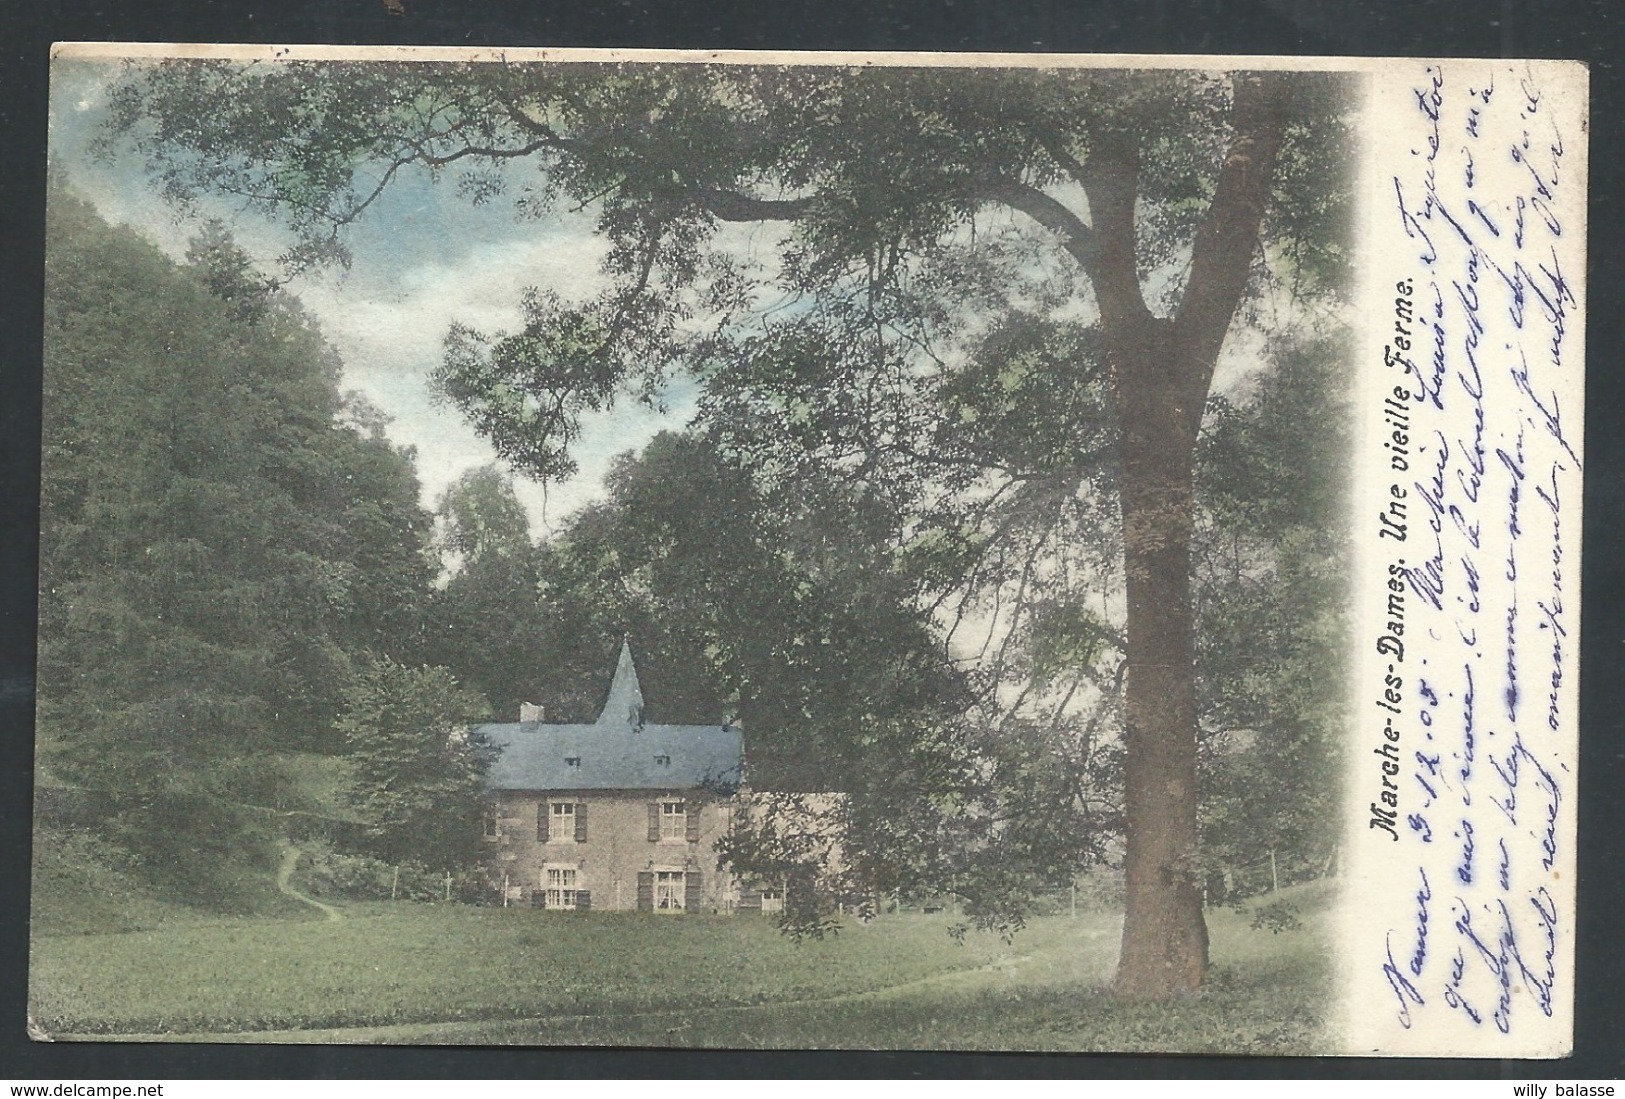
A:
[29, 878, 1334, 1053]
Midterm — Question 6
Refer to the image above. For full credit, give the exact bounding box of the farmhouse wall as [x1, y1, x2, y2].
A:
[486, 789, 737, 911]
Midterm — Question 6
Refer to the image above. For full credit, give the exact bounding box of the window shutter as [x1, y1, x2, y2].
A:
[685, 803, 700, 843]
[537, 801, 549, 843]
[575, 802, 588, 843]
[637, 871, 654, 912]
[575, 889, 592, 912]
[685, 871, 703, 912]
[647, 803, 660, 842]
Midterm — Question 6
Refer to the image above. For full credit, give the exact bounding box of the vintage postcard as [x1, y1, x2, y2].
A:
[29, 46, 1584, 1055]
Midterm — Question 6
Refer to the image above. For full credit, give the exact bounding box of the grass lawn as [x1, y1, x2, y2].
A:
[29, 880, 1335, 1053]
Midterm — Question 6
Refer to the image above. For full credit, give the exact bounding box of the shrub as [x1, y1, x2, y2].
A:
[290, 842, 394, 900]
[1246, 899, 1303, 935]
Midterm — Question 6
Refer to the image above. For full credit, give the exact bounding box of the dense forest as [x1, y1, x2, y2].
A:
[37, 180, 476, 898]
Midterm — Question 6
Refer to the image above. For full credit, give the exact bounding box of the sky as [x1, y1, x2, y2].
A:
[48, 58, 694, 540]
[46, 57, 1287, 544]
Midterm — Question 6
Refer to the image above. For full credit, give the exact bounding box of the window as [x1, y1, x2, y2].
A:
[541, 800, 586, 843]
[654, 754, 671, 767]
[659, 799, 687, 841]
[550, 801, 575, 839]
[483, 806, 500, 839]
[564, 756, 581, 769]
[544, 866, 578, 910]
[654, 869, 686, 911]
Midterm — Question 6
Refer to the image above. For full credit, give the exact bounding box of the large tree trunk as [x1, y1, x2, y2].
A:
[1073, 74, 1292, 998]
[1110, 322, 1209, 998]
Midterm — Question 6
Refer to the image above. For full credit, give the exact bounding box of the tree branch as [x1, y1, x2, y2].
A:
[977, 177, 1098, 270]
[409, 136, 566, 169]
[1169, 73, 1294, 429]
[1077, 123, 1154, 335]
[688, 187, 814, 222]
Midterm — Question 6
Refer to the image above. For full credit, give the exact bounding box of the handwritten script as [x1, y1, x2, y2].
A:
[1358, 60, 1581, 1054]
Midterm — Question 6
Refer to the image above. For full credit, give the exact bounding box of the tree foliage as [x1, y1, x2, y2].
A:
[421, 466, 552, 721]
[336, 658, 494, 869]
[1193, 336, 1351, 898]
[460, 431, 1104, 934]
[38, 178, 436, 875]
[104, 60, 1355, 995]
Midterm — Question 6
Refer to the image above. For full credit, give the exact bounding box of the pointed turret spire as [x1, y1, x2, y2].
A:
[597, 635, 645, 729]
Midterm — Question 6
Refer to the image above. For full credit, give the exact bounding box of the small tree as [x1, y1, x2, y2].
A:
[337, 658, 494, 872]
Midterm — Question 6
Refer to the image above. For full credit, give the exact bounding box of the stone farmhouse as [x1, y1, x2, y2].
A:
[476, 640, 786, 914]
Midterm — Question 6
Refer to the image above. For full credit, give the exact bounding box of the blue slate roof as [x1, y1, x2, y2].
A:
[478, 641, 742, 793]
[480, 720, 743, 792]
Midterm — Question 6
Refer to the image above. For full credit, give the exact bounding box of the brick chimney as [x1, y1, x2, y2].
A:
[519, 702, 545, 723]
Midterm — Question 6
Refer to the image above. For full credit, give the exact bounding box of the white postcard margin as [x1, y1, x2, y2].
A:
[1341, 58, 1586, 1057]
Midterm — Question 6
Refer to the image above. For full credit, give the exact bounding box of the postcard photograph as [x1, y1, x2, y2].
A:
[28, 47, 1583, 1056]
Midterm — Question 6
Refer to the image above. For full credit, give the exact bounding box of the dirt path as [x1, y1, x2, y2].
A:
[275, 846, 344, 922]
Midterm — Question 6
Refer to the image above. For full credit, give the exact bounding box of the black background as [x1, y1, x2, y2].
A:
[3, 0, 1621, 1080]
